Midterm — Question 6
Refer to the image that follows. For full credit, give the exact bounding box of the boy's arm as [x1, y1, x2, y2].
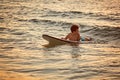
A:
[65, 33, 70, 40]
[77, 33, 80, 41]
[61, 33, 69, 40]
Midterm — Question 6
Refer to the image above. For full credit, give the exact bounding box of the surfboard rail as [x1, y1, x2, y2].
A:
[42, 34, 80, 45]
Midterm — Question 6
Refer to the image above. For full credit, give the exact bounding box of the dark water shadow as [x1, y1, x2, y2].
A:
[42, 43, 78, 48]
[42, 43, 64, 48]
[69, 45, 81, 70]
[70, 44, 81, 59]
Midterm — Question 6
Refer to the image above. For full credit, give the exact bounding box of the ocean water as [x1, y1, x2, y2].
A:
[0, 0, 120, 80]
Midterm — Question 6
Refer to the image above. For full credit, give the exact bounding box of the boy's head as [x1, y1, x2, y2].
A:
[70, 25, 79, 33]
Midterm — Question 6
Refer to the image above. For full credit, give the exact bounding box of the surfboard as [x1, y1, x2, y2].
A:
[42, 34, 79, 46]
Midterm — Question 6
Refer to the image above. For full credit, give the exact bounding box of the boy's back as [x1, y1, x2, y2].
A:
[65, 32, 80, 41]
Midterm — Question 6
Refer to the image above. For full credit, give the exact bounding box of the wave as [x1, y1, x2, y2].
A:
[28, 18, 120, 41]
[41, 10, 86, 19]
[0, 27, 7, 31]
[16, 17, 120, 37]
[41, 10, 120, 21]
[91, 26, 120, 39]
[0, 54, 14, 59]
[28, 18, 71, 26]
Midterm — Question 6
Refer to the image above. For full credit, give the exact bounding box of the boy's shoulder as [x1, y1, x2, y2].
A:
[68, 33, 72, 35]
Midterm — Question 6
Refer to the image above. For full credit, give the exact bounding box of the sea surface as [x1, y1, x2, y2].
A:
[0, 0, 120, 80]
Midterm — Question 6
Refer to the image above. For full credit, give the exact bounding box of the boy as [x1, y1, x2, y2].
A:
[63, 24, 92, 41]
[64, 24, 80, 41]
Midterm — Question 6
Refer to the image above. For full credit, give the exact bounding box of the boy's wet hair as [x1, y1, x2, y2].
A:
[70, 25, 79, 32]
